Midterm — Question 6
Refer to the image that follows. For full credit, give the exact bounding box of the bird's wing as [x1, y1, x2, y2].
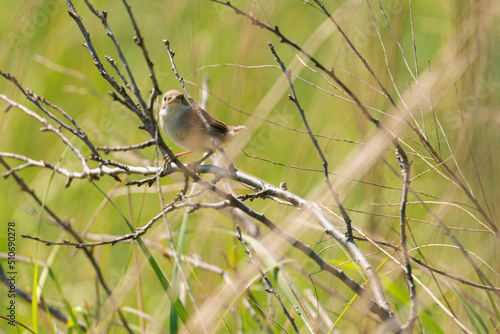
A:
[201, 109, 230, 138]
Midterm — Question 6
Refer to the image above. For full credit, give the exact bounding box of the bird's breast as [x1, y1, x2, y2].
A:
[159, 108, 213, 151]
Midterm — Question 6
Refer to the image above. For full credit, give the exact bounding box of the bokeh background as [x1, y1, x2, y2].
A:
[0, 0, 499, 333]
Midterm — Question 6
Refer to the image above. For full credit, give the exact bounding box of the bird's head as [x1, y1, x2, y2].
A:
[160, 89, 189, 113]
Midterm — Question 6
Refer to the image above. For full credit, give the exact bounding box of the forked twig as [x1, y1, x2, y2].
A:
[268, 42, 354, 240]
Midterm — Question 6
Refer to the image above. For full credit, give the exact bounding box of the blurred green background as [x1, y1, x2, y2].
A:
[0, 0, 498, 332]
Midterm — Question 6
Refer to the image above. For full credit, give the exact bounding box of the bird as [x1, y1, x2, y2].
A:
[159, 89, 246, 165]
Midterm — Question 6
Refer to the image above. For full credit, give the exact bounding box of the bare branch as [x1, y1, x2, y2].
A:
[81, 0, 150, 118]
[97, 139, 156, 154]
[121, 0, 161, 116]
[0, 264, 87, 331]
[236, 226, 300, 333]
[0, 157, 133, 333]
[0, 94, 93, 176]
[396, 152, 417, 332]
[268, 42, 354, 240]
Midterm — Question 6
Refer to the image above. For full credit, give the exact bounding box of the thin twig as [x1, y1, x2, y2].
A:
[353, 226, 474, 333]
[0, 157, 133, 333]
[396, 152, 417, 332]
[383, 151, 500, 296]
[82, 0, 149, 118]
[0, 264, 87, 331]
[162, 39, 236, 172]
[153, 146, 208, 334]
[236, 226, 300, 334]
[65, 0, 144, 119]
[268, 42, 354, 240]
[121, 0, 161, 117]
[0, 93, 92, 176]
[97, 139, 156, 154]
[351, 236, 500, 292]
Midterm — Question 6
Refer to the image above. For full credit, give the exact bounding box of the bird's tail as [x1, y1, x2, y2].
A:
[229, 125, 247, 135]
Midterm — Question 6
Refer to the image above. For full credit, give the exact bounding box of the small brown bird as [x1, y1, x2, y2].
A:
[159, 89, 245, 164]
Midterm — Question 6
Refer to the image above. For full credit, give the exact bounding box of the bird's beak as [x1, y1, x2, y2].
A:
[167, 97, 181, 105]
